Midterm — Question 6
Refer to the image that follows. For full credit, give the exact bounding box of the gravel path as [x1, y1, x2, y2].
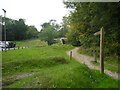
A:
[66, 47, 120, 80]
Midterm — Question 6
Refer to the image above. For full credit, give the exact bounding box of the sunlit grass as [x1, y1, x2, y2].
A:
[12, 39, 48, 47]
[2, 40, 119, 88]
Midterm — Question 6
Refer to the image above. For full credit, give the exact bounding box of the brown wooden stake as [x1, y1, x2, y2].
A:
[100, 27, 104, 73]
[70, 51, 72, 60]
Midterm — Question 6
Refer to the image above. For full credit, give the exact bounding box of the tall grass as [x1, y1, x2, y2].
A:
[6, 61, 118, 88]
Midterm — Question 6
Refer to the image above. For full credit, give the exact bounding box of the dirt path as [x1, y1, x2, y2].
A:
[1, 72, 35, 88]
[66, 47, 120, 80]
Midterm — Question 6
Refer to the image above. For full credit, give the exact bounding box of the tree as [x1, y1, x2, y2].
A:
[27, 25, 39, 39]
[40, 19, 57, 31]
[64, 2, 120, 54]
[39, 20, 63, 45]
[39, 25, 56, 45]
[2, 17, 39, 41]
[13, 19, 28, 40]
[66, 29, 81, 46]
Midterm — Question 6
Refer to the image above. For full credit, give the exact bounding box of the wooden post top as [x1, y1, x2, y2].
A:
[94, 31, 100, 36]
[94, 27, 105, 36]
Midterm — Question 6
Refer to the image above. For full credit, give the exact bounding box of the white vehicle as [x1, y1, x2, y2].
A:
[0, 41, 9, 48]
[0, 41, 16, 48]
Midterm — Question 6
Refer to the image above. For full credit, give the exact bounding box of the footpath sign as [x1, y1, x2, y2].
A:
[94, 27, 105, 73]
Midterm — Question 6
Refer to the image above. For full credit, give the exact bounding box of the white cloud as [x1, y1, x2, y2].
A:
[0, 0, 68, 31]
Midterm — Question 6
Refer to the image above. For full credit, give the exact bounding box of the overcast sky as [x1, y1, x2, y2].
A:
[0, 0, 69, 31]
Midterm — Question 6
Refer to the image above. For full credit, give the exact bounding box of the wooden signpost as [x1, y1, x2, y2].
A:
[94, 27, 105, 73]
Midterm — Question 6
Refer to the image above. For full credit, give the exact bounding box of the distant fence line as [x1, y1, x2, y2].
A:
[1, 46, 29, 51]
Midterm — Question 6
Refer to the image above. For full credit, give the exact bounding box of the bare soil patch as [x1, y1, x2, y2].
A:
[2, 72, 35, 88]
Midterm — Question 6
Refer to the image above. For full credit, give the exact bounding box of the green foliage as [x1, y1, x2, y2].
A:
[3, 18, 27, 40]
[64, 2, 119, 57]
[56, 16, 69, 38]
[26, 25, 39, 39]
[14, 19, 28, 40]
[2, 18, 39, 41]
[39, 25, 56, 45]
[40, 19, 69, 43]
[40, 19, 57, 30]
[39, 19, 69, 45]
[56, 27, 68, 38]
[66, 29, 81, 46]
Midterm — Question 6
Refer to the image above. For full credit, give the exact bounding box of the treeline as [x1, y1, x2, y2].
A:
[2, 18, 39, 41]
[63, 2, 120, 55]
[39, 19, 68, 45]
[1, 17, 68, 44]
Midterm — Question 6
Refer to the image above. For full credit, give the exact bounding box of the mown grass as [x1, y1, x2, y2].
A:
[78, 46, 119, 73]
[2, 40, 119, 88]
[2, 44, 73, 76]
[12, 39, 48, 47]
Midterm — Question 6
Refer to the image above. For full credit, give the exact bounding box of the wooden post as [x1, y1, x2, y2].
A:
[70, 51, 72, 60]
[100, 27, 104, 73]
[94, 27, 105, 73]
[14, 47, 15, 50]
